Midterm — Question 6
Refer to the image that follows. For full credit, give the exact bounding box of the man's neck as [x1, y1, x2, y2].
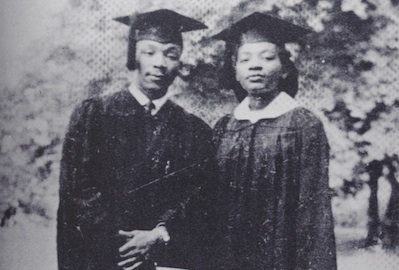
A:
[128, 83, 169, 116]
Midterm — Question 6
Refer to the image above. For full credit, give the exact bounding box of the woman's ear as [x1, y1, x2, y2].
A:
[231, 55, 237, 70]
[281, 61, 290, 79]
[231, 55, 239, 81]
[281, 71, 289, 79]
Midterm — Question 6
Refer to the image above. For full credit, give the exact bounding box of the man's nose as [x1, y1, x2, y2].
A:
[153, 52, 167, 68]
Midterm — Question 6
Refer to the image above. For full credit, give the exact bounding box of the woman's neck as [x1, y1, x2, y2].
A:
[247, 91, 279, 110]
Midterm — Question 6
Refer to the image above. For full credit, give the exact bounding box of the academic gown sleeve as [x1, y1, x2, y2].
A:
[182, 115, 230, 270]
[57, 99, 106, 270]
[155, 114, 215, 268]
[295, 118, 337, 270]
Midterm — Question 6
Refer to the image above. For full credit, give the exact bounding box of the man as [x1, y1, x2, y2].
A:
[57, 9, 212, 270]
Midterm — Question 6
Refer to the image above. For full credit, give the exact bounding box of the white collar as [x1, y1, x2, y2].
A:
[128, 83, 169, 116]
[234, 92, 299, 123]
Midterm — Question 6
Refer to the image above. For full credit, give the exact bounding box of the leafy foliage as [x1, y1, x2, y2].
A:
[1, 0, 398, 230]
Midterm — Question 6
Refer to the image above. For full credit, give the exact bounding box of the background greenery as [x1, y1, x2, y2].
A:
[1, 0, 399, 269]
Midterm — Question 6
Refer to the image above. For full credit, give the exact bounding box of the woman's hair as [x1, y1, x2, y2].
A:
[220, 41, 299, 102]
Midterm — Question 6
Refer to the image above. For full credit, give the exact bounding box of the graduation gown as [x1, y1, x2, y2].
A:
[57, 90, 213, 270]
[212, 105, 337, 270]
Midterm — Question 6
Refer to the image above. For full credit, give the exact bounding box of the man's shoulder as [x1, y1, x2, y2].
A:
[165, 101, 191, 118]
[102, 90, 135, 106]
[167, 101, 208, 124]
[101, 90, 140, 116]
[74, 90, 129, 111]
[71, 96, 104, 118]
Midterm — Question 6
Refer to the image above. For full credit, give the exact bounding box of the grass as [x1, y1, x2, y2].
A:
[336, 227, 399, 270]
[1, 216, 398, 270]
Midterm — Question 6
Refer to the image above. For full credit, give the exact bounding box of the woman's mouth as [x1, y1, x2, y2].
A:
[247, 75, 265, 82]
[148, 74, 165, 81]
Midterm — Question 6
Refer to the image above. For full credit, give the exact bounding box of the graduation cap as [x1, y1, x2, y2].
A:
[213, 12, 312, 46]
[114, 9, 207, 54]
[114, 9, 207, 70]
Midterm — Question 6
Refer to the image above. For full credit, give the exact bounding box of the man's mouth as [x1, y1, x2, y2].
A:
[148, 74, 166, 81]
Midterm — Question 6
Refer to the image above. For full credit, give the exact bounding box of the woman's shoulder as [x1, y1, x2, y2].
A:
[285, 107, 324, 129]
[213, 114, 234, 131]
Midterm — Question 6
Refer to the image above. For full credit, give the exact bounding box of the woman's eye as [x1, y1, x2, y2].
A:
[263, 55, 276, 60]
[143, 50, 154, 55]
[239, 58, 249, 63]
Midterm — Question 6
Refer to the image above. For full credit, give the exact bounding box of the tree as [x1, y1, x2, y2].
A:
[1, 0, 398, 250]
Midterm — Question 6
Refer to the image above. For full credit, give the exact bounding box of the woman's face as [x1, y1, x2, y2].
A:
[234, 41, 284, 97]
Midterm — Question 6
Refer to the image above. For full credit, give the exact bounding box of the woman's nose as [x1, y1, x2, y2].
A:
[248, 59, 262, 70]
[249, 65, 262, 71]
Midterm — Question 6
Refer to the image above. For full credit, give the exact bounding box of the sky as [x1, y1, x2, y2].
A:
[0, 0, 68, 85]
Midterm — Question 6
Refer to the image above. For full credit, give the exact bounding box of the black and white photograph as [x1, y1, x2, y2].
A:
[1, 0, 398, 269]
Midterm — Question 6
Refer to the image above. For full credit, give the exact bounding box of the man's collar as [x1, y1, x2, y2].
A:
[128, 83, 169, 116]
[234, 92, 299, 123]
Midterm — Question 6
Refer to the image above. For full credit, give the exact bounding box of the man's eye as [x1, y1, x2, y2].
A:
[166, 53, 179, 60]
[143, 50, 155, 55]
[239, 58, 249, 63]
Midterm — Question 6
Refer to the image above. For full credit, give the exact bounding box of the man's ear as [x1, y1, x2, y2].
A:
[178, 62, 190, 78]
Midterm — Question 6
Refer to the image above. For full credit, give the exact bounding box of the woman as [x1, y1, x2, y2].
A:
[211, 12, 337, 269]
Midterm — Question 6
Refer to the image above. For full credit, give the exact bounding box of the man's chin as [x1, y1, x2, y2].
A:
[145, 80, 168, 90]
[142, 86, 168, 100]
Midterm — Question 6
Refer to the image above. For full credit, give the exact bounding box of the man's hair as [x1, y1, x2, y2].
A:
[126, 26, 138, 70]
[126, 26, 184, 71]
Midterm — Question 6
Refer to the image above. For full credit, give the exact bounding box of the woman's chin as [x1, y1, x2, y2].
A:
[246, 88, 279, 98]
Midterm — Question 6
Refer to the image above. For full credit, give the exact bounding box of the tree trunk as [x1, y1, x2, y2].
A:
[381, 169, 399, 249]
[365, 160, 383, 247]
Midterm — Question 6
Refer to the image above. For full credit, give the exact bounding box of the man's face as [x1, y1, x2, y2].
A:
[135, 40, 182, 100]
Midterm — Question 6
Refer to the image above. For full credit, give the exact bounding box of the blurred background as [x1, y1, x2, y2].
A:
[1, 0, 398, 269]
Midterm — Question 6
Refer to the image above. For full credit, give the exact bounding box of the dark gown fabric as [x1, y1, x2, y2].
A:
[57, 90, 213, 270]
[212, 107, 337, 270]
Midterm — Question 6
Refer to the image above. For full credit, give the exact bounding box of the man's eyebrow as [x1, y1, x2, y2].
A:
[164, 46, 181, 53]
[141, 45, 155, 50]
